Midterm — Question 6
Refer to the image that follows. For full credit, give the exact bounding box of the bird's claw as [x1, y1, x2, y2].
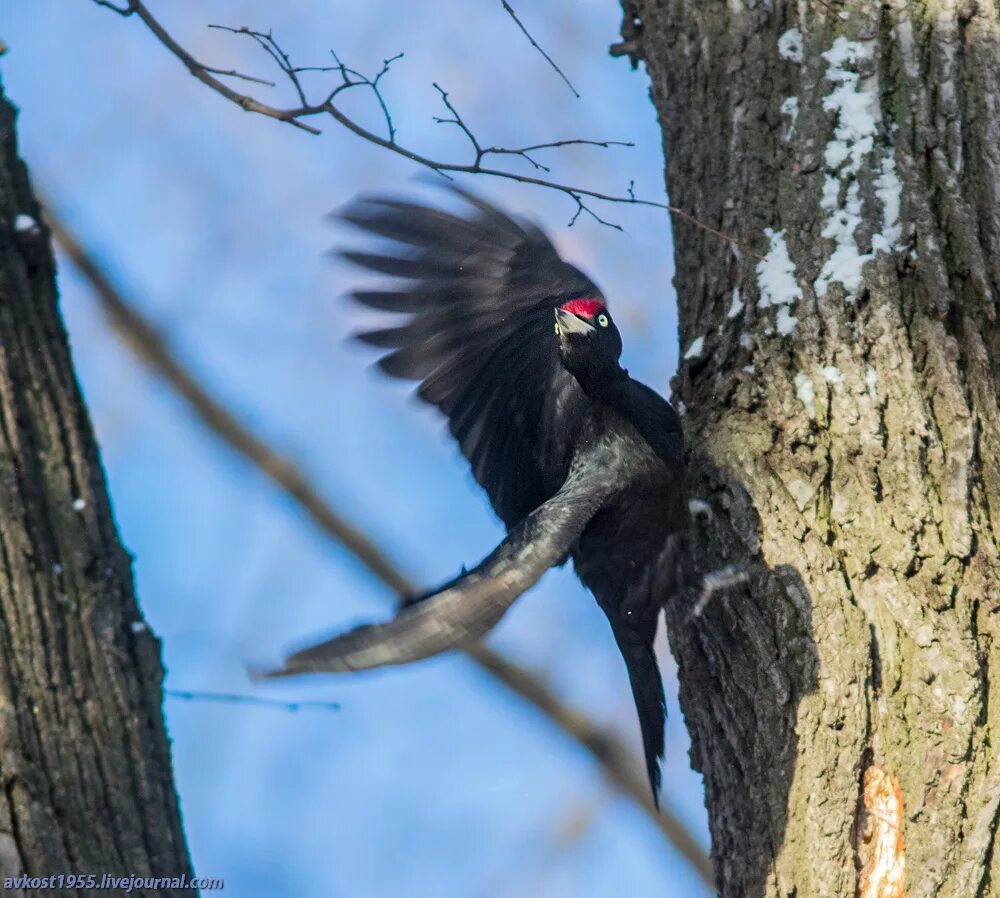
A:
[687, 563, 750, 620]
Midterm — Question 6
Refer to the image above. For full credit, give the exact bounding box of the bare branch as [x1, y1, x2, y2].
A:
[200, 65, 274, 87]
[104, 3, 323, 134]
[93, 0, 134, 13]
[507, 138, 634, 153]
[431, 82, 483, 155]
[567, 192, 623, 231]
[208, 23, 404, 144]
[481, 139, 634, 174]
[206, 24, 310, 107]
[44, 198, 714, 888]
[499, 0, 580, 99]
[165, 689, 341, 712]
[90, 0, 756, 253]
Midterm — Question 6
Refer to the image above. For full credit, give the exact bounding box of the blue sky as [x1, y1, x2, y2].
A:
[3, 2, 711, 895]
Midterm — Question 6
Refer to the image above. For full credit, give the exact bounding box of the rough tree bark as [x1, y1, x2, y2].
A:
[619, 2, 1000, 896]
[0, 79, 193, 893]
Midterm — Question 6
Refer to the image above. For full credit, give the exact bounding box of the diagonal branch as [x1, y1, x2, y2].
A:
[43, 198, 713, 888]
[90, 0, 757, 253]
[499, 1, 580, 99]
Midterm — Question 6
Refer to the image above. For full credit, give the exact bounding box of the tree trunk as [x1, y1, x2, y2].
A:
[0, 79, 193, 894]
[622, 2, 1000, 896]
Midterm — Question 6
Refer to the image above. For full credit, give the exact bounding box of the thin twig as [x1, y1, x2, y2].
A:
[91, 0, 757, 254]
[499, 0, 580, 98]
[200, 65, 274, 87]
[43, 199, 714, 888]
[93, 0, 134, 12]
[165, 689, 340, 712]
[432, 82, 482, 155]
[508, 138, 634, 153]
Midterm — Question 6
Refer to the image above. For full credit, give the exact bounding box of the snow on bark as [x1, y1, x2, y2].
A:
[793, 372, 816, 418]
[756, 227, 800, 334]
[727, 288, 744, 319]
[780, 96, 799, 140]
[14, 212, 38, 232]
[683, 335, 705, 359]
[778, 27, 803, 63]
[814, 38, 903, 300]
[775, 306, 798, 335]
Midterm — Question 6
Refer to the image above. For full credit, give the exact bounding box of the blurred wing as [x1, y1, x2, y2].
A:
[257, 462, 613, 676]
[339, 188, 604, 527]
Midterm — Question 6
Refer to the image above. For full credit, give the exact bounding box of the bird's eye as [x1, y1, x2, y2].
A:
[597, 314, 609, 327]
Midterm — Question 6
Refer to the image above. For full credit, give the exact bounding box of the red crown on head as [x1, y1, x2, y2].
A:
[559, 298, 605, 319]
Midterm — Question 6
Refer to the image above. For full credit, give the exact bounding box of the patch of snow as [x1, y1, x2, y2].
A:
[794, 372, 816, 419]
[815, 182, 868, 297]
[727, 288, 744, 319]
[871, 148, 902, 252]
[814, 39, 877, 299]
[821, 365, 843, 383]
[131, 621, 147, 634]
[14, 214, 38, 233]
[822, 38, 878, 168]
[740, 333, 755, 350]
[776, 306, 798, 335]
[683, 336, 705, 360]
[780, 96, 799, 139]
[757, 228, 801, 334]
[778, 28, 803, 64]
[72, 498, 86, 511]
[757, 229, 801, 308]
[814, 38, 902, 301]
[742, 364, 755, 374]
[815, 183, 868, 297]
[676, 400, 687, 416]
[52, 563, 63, 575]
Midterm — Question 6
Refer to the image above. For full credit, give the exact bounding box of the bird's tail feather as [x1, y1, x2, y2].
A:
[622, 644, 666, 808]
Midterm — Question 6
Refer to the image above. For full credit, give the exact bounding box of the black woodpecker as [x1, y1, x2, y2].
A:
[260, 189, 692, 806]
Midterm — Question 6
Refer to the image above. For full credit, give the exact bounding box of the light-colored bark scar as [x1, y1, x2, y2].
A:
[857, 765, 906, 898]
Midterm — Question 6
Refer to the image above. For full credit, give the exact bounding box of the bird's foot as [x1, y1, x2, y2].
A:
[688, 498, 712, 522]
[688, 563, 750, 620]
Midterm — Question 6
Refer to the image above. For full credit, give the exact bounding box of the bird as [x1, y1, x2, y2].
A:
[259, 187, 692, 806]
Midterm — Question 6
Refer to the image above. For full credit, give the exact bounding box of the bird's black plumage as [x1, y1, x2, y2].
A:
[261, 188, 691, 806]
[342, 190, 601, 528]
